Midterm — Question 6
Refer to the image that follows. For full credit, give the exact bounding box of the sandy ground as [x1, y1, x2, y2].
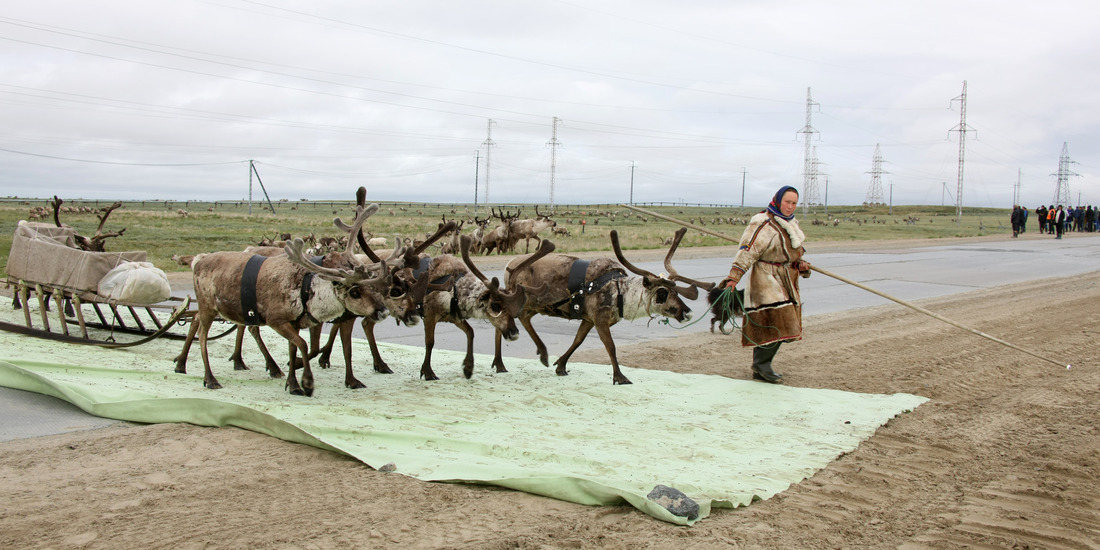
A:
[2, 234, 1099, 549]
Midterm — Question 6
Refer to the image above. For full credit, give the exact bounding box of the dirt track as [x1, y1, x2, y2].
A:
[2, 236, 1099, 549]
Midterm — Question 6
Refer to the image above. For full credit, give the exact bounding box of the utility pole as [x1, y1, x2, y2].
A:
[248, 160, 276, 215]
[1052, 142, 1078, 207]
[473, 150, 480, 215]
[482, 119, 496, 206]
[889, 182, 894, 215]
[824, 176, 829, 218]
[1013, 168, 1021, 206]
[798, 87, 821, 214]
[548, 117, 561, 210]
[949, 81, 975, 227]
[629, 160, 635, 205]
[865, 143, 887, 206]
[740, 167, 746, 213]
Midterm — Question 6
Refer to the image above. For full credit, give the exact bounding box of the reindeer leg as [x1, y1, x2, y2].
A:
[519, 313, 549, 367]
[339, 320, 364, 389]
[492, 328, 508, 373]
[271, 323, 311, 396]
[420, 318, 439, 381]
[363, 318, 392, 374]
[318, 322, 340, 368]
[197, 314, 221, 389]
[307, 324, 322, 361]
[554, 320, 594, 377]
[248, 326, 283, 378]
[594, 323, 631, 385]
[456, 319, 476, 379]
[230, 326, 249, 370]
[174, 317, 200, 374]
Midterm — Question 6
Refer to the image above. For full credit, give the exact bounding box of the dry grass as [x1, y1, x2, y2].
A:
[0, 198, 1016, 274]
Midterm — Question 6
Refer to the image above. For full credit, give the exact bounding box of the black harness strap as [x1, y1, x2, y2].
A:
[296, 255, 326, 326]
[241, 255, 268, 325]
[428, 271, 466, 319]
[557, 259, 626, 320]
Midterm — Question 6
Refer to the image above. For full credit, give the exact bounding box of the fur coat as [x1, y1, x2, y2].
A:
[726, 212, 807, 347]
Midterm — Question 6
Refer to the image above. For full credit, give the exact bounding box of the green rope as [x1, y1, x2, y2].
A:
[660, 286, 777, 347]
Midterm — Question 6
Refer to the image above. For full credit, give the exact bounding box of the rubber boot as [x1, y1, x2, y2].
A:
[751, 342, 783, 383]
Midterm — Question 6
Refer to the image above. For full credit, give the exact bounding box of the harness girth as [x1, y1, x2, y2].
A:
[241, 255, 267, 325]
[294, 255, 326, 327]
[429, 270, 465, 319]
[240, 254, 327, 327]
[554, 259, 626, 320]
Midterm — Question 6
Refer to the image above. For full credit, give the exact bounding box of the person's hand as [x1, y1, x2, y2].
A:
[719, 277, 738, 290]
[796, 260, 811, 278]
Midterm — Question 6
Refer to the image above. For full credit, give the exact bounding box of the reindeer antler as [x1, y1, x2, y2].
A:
[505, 239, 556, 275]
[610, 230, 699, 300]
[459, 235, 491, 283]
[663, 228, 715, 292]
[285, 238, 376, 284]
[416, 221, 456, 256]
[332, 203, 380, 257]
[609, 230, 659, 279]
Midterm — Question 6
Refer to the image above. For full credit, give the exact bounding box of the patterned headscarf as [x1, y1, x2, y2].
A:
[766, 185, 799, 221]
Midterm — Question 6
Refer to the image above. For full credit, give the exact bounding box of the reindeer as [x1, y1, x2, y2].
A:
[493, 228, 711, 385]
[174, 205, 389, 396]
[309, 218, 459, 382]
[437, 215, 465, 255]
[508, 205, 556, 253]
[414, 235, 552, 380]
[480, 207, 518, 255]
[469, 214, 491, 254]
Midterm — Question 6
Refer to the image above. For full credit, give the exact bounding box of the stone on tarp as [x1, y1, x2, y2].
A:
[647, 484, 699, 520]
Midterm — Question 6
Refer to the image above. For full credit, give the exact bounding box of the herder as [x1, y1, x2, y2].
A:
[719, 186, 812, 383]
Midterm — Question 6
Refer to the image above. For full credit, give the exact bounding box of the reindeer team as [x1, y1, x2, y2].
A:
[173, 187, 712, 396]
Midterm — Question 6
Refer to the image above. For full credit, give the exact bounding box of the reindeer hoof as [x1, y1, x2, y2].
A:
[420, 371, 439, 381]
[613, 378, 633, 385]
[463, 366, 474, 379]
[204, 380, 223, 390]
[346, 379, 366, 389]
[374, 364, 393, 374]
[555, 368, 569, 377]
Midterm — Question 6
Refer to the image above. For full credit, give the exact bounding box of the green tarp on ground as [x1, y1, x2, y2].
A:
[0, 309, 926, 524]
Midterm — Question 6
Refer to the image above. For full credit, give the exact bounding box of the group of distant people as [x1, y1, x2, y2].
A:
[1017, 205, 1100, 239]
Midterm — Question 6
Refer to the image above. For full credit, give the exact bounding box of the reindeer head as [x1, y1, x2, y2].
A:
[286, 204, 392, 322]
[610, 229, 706, 323]
[534, 204, 557, 229]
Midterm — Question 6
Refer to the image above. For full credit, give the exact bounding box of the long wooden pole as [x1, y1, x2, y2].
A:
[619, 204, 1072, 369]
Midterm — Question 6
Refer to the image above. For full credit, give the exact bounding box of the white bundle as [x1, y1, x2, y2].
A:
[97, 262, 172, 305]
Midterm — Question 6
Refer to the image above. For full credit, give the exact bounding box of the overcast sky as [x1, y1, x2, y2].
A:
[2, 1, 1097, 208]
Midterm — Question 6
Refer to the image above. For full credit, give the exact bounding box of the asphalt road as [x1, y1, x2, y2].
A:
[3, 233, 1099, 442]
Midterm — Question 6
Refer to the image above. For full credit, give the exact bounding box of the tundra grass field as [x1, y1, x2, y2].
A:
[0, 198, 1014, 274]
